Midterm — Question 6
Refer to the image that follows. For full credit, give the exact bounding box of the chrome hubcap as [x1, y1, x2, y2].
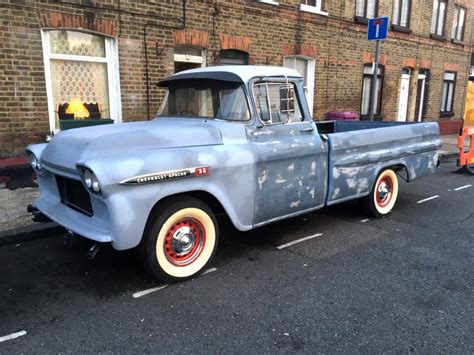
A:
[376, 177, 393, 207]
[171, 227, 196, 254]
[377, 183, 390, 200]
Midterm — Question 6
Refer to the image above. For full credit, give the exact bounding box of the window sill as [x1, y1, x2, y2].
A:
[354, 16, 369, 25]
[300, 4, 328, 17]
[256, 0, 279, 6]
[391, 24, 412, 34]
[451, 38, 465, 46]
[430, 33, 447, 42]
[439, 111, 455, 118]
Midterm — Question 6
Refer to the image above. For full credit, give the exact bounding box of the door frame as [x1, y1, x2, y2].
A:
[397, 71, 411, 122]
[416, 73, 427, 122]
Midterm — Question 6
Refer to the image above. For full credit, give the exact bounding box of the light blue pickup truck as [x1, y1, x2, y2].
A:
[26, 66, 441, 282]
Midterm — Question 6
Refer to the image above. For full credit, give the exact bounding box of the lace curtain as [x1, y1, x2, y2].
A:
[49, 30, 110, 124]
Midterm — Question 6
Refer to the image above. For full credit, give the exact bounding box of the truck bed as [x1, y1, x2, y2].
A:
[316, 121, 442, 206]
[315, 120, 418, 134]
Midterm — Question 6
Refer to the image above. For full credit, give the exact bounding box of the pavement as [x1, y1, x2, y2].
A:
[0, 156, 472, 352]
[0, 134, 467, 246]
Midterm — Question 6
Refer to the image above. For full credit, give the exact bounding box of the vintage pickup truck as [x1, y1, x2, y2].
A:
[26, 66, 441, 282]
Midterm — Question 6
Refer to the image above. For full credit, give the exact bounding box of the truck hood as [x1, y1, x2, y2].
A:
[40, 117, 223, 170]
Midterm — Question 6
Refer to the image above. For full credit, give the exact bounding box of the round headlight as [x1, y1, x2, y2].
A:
[29, 154, 41, 170]
[91, 179, 100, 192]
[83, 169, 93, 189]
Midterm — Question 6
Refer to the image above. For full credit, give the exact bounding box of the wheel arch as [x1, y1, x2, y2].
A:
[377, 163, 409, 182]
[142, 190, 229, 242]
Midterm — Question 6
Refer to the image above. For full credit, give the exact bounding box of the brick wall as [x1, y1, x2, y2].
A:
[0, 0, 472, 157]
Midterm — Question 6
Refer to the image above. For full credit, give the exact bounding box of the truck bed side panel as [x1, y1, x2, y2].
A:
[326, 122, 441, 206]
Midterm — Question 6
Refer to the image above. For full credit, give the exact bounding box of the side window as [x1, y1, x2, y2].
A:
[253, 82, 303, 125]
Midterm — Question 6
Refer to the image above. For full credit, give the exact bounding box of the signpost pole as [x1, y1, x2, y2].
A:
[369, 40, 381, 121]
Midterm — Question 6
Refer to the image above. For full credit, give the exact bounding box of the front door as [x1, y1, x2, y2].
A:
[397, 71, 411, 122]
[247, 79, 327, 226]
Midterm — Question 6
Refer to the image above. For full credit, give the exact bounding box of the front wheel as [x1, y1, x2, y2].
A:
[360, 168, 399, 217]
[140, 197, 218, 283]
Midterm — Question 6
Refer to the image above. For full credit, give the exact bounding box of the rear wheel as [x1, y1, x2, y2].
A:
[360, 168, 399, 217]
[140, 197, 218, 283]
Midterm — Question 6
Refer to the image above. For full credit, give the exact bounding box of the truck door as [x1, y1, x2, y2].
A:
[247, 79, 328, 226]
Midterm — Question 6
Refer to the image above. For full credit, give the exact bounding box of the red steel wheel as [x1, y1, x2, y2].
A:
[163, 218, 206, 266]
[360, 168, 399, 217]
[375, 175, 394, 208]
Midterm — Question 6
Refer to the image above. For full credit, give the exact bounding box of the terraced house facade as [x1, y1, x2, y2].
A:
[0, 0, 473, 157]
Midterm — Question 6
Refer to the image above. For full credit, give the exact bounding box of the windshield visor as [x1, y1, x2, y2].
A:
[158, 79, 250, 121]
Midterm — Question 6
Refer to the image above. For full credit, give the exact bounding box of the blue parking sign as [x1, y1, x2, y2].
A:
[368, 17, 389, 41]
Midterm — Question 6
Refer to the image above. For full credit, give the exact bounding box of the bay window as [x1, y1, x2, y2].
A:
[41, 30, 121, 132]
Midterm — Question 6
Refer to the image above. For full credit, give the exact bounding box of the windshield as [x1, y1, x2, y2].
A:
[158, 79, 250, 121]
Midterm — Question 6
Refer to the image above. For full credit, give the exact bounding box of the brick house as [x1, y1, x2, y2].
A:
[0, 0, 473, 158]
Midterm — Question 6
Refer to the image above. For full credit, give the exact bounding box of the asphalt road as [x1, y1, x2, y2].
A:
[1, 158, 473, 353]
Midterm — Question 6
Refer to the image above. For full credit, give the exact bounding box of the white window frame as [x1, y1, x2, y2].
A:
[300, 0, 328, 16]
[256, 0, 279, 6]
[40, 30, 122, 133]
[174, 50, 206, 66]
[284, 56, 316, 116]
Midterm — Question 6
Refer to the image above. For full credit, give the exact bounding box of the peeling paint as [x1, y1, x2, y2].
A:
[258, 169, 268, 190]
[290, 201, 301, 208]
[275, 174, 287, 184]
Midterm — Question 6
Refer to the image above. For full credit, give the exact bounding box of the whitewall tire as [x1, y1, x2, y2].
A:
[360, 168, 399, 217]
[140, 197, 218, 282]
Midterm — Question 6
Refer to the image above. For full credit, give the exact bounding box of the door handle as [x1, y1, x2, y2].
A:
[300, 127, 314, 133]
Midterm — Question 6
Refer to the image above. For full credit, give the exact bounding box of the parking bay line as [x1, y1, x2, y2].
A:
[201, 267, 218, 276]
[416, 195, 440, 204]
[0, 330, 27, 343]
[276, 233, 323, 250]
[454, 184, 472, 191]
[132, 268, 218, 298]
[133, 285, 168, 299]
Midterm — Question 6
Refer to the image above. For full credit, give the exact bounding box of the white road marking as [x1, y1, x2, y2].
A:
[360, 219, 370, 223]
[0, 330, 27, 343]
[454, 184, 472, 191]
[132, 285, 168, 299]
[201, 267, 217, 276]
[133, 268, 217, 299]
[416, 195, 440, 204]
[276, 233, 323, 250]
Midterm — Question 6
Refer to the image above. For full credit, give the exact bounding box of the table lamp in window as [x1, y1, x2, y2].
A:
[66, 98, 90, 120]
